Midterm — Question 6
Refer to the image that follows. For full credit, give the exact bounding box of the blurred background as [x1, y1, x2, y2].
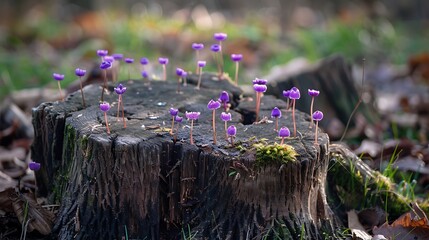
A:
[1, 0, 429, 99]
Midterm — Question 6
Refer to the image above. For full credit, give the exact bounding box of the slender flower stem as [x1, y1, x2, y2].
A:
[230, 135, 234, 147]
[104, 112, 110, 134]
[224, 121, 228, 140]
[212, 110, 217, 145]
[234, 62, 239, 86]
[286, 98, 290, 111]
[275, 118, 278, 132]
[78, 76, 86, 107]
[281, 137, 285, 145]
[162, 65, 166, 81]
[177, 77, 182, 93]
[190, 119, 194, 145]
[309, 96, 315, 128]
[101, 70, 107, 102]
[315, 121, 319, 144]
[218, 41, 224, 76]
[170, 116, 175, 135]
[121, 98, 126, 128]
[196, 68, 202, 89]
[292, 99, 296, 137]
[57, 81, 63, 101]
[255, 92, 261, 122]
[117, 95, 122, 119]
[195, 51, 200, 73]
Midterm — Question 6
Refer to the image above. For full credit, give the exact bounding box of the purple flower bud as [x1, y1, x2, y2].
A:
[271, 107, 281, 118]
[112, 53, 123, 60]
[207, 99, 221, 110]
[219, 91, 229, 103]
[175, 115, 183, 123]
[140, 57, 149, 65]
[141, 70, 149, 78]
[312, 111, 324, 121]
[114, 84, 127, 95]
[100, 61, 112, 70]
[210, 44, 221, 52]
[75, 68, 86, 77]
[283, 90, 291, 98]
[192, 43, 204, 50]
[214, 32, 227, 41]
[308, 89, 320, 97]
[198, 61, 206, 68]
[97, 49, 108, 57]
[176, 68, 184, 76]
[104, 55, 114, 62]
[289, 87, 300, 99]
[124, 58, 134, 64]
[53, 73, 64, 81]
[231, 54, 243, 62]
[221, 112, 232, 121]
[99, 102, 111, 112]
[159, 57, 169, 65]
[252, 78, 267, 85]
[170, 108, 179, 116]
[185, 111, 200, 120]
[227, 125, 236, 136]
[29, 162, 41, 171]
[278, 127, 290, 138]
[253, 84, 267, 93]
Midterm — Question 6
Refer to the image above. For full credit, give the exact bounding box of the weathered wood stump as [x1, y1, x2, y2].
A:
[31, 74, 338, 239]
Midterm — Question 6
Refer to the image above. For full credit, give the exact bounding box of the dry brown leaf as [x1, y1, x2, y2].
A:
[347, 210, 372, 240]
[373, 207, 429, 239]
[10, 189, 55, 235]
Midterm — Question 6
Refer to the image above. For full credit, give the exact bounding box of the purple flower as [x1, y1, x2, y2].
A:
[252, 78, 267, 85]
[100, 61, 112, 70]
[210, 44, 221, 52]
[175, 115, 183, 123]
[29, 162, 41, 171]
[278, 127, 290, 138]
[192, 43, 204, 50]
[104, 55, 114, 62]
[221, 112, 232, 121]
[140, 57, 149, 65]
[100, 102, 111, 112]
[214, 33, 227, 41]
[75, 68, 86, 77]
[182, 71, 187, 77]
[289, 87, 300, 99]
[124, 58, 134, 64]
[207, 99, 221, 110]
[97, 49, 108, 57]
[158, 57, 169, 65]
[141, 70, 149, 78]
[253, 84, 267, 93]
[198, 61, 206, 68]
[170, 108, 179, 116]
[53, 73, 64, 81]
[231, 54, 243, 62]
[219, 91, 230, 103]
[176, 68, 184, 76]
[313, 111, 324, 121]
[114, 84, 127, 95]
[112, 53, 123, 60]
[308, 89, 320, 97]
[271, 107, 281, 118]
[227, 125, 236, 136]
[283, 90, 291, 98]
[185, 111, 200, 120]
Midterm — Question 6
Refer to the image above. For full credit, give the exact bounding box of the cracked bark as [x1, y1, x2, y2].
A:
[32, 74, 338, 239]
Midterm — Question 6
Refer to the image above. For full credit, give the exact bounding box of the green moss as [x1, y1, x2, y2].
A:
[253, 142, 298, 169]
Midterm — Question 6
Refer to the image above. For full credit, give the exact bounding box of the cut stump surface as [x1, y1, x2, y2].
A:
[32, 74, 338, 239]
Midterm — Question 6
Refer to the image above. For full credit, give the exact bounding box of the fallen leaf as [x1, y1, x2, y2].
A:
[347, 210, 372, 240]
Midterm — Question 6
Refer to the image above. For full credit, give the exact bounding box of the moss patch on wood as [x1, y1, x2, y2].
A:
[253, 142, 298, 169]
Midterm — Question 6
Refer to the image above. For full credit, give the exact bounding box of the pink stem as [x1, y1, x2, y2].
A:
[292, 99, 296, 137]
[255, 92, 261, 122]
[104, 112, 110, 134]
[170, 116, 175, 135]
[195, 51, 200, 74]
[190, 120, 194, 145]
[57, 81, 63, 101]
[121, 97, 126, 128]
[212, 110, 217, 145]
[224, 121, 228, 140]
[163, 65, 166, 81]
[177, 77, 182, 93]
[309, 97, 314, 128]
[79, 76, 86, 107]
[275, 118, 278, 132]
[315, 121, 319, 144]
[235, 62, 239, 86]
[281, 137, 284, 145]
[196, 70, 202, 89]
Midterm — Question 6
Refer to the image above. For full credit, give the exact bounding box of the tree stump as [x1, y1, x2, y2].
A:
[31, 74, 339, 239]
